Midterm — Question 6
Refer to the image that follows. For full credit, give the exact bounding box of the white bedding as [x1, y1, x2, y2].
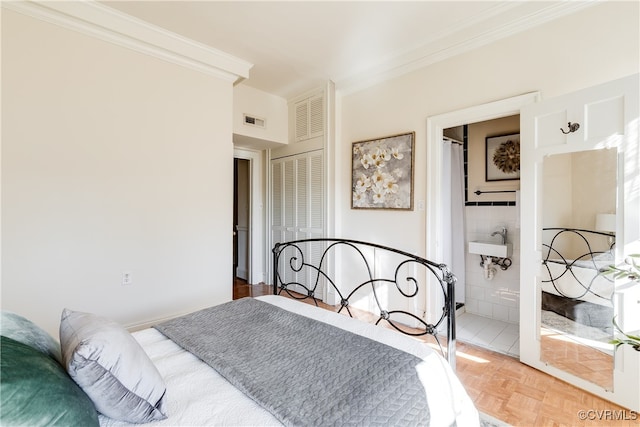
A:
[541, 258, 614, 306]
[99, 295, 479, 426]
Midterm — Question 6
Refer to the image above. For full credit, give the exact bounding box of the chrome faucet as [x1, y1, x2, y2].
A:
[491, 227, 507, 245]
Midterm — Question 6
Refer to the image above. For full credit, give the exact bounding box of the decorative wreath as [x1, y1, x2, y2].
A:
[493, 139, 520, 174]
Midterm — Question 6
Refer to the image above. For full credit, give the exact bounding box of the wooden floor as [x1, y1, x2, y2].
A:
[234, 279, 639, 426]
[540, 326, 613, 390]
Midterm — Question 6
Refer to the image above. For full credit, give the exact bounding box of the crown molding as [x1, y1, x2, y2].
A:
[336, 1, 598, 96]
[3, 0, 253, 83]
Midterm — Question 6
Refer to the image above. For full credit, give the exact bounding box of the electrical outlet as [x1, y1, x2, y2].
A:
[122, 272, 132, 286]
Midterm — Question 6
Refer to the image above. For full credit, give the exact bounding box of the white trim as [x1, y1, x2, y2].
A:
[424, 92, 539, 325]
[426, 92, 539, 261]
[337, 1, 596, 95]
[125, 309, 194, 332]
[234, 148, 265, 285]
[3, 0, 253, 82]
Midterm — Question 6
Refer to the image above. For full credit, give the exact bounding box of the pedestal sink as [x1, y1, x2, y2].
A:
[468, 240, 513, 258]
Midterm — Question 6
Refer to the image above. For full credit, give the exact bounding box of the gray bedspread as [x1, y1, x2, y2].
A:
[154, 297, 431, 426]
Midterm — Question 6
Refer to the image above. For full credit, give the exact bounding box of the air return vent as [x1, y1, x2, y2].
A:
[243, 114, 266, 128]
[294, 93, 324, 142]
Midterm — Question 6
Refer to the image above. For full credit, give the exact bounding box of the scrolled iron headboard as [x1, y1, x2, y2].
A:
[541, 227, 615, 302]
[272, 238, 457, 369]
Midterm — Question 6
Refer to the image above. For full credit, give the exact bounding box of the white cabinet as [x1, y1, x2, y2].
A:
[272, 85, 329, 296]
[271, 150, 325, 298]
[294, 94, 324, 142]
[271, 150, 324, 244]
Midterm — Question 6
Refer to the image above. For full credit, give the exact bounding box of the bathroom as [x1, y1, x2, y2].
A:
[444, 115, 520, 357]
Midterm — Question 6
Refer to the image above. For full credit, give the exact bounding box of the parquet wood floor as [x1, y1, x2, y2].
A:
[540, 326, 614, 390]
[233, 279, 639, 426]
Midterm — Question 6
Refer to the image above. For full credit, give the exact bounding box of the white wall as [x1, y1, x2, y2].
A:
[1, 9, 235, 337]
[337, 1, 638, 263]
[233, 84, 288, 147]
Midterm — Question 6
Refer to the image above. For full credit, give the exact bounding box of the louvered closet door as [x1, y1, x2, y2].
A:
[294, 94, 324, 142]
[272, 158, 296, 292]
[271, 150, 325, 299]
[295, 102, 309, 142]
[308, 95, 324, 140]
[298, 152, 325, 299]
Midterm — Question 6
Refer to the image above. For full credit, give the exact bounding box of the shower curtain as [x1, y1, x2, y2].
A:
[442, 140, 465, 304]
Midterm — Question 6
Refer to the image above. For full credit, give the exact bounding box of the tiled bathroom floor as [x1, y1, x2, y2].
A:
[457, 311, 519, 357]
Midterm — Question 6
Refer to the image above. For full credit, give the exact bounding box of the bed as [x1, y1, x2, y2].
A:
[1, 238, 479, 426]
[540, 228, 615, 336]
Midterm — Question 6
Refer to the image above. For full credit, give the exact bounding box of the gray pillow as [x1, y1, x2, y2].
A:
[59, 309, 168, 423]
[1, 311, 62, 363]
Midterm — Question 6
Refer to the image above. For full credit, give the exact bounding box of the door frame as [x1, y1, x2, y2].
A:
[233, 147, 266, 284]
[425, 92, 539, 325]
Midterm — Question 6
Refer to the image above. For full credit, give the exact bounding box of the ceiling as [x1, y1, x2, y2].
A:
[102, 1, 595, 100]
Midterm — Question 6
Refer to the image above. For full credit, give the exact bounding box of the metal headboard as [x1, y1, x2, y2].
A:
[541, 227, 615, 302]
[272, 238, 457, 369]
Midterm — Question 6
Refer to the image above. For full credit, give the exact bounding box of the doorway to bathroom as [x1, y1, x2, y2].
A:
[443, 120, 520, 357]
[426, 93, 538, 359]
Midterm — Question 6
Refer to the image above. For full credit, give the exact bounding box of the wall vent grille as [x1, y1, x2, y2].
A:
[243, 114, 266, 128]
[294, 93, 324, 142]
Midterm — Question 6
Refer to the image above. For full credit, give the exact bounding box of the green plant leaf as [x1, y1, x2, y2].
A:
[611, 316, 640, 350]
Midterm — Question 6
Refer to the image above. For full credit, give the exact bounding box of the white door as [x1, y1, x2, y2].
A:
[271, 150, 325, 299]
[520, 74, 639, 411]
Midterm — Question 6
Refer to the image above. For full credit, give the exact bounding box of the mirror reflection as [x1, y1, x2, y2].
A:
[539, 148, 616, 390]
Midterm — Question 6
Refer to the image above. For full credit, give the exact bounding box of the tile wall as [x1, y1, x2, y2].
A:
[464, 205, 520, 323]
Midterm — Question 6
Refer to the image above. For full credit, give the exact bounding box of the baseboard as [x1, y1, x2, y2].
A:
[456, 303, 466, 317]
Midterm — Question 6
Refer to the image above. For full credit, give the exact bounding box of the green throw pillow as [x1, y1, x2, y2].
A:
[1, 311, 62, 363]
[0, 335, 99, 427]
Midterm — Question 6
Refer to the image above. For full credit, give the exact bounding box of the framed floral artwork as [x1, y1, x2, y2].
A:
[352, 132, 415, 210]
[486, 133, 520, 181]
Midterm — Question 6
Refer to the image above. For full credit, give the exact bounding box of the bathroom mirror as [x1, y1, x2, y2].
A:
[539, 148, 617, 390]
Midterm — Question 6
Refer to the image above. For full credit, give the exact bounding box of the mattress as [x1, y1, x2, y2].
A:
[99, 295, 479, 426]
[541, 256, 614, 307]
